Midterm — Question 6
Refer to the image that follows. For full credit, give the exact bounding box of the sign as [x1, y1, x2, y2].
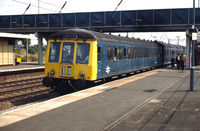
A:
[62, 34, 77, 39]
[106, 66, 110, 74]
[192, 33, 197, 40]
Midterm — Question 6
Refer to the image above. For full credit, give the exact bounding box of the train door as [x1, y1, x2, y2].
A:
[102, 44, 117, 77]
[144, 48, 148, 68]
[127, 47, 131, 72]
[97, 43, 103, 79]
[130, 47, 134, 70]
[140, 48, 145, 69]
[134, 47, 139, 70]
[60, 42, 75, 78]
[113, 46, 118, 74]
[118, 46, 124, 74]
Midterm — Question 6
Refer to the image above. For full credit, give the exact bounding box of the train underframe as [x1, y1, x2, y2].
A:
[43, 64, 168, 95]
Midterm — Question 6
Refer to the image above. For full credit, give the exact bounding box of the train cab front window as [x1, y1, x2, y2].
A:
[76, 43, 90, 64]
[61, 42, 75, 63]
[49, 42, 61, 63]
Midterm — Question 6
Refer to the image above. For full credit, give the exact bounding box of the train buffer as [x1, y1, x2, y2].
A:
[0, 66, 200, 130]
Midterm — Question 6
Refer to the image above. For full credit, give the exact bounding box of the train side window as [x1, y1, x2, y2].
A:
[149, 49, 152, 57]
[131, 48, 134, 59]
[114, 47, 117, 61]
[118, 47, 123, 60]
[98, 47, 101, 62]
[144, 48, 147, 58]
[135, 48, 138, 59]
[124, 48, 127, 60]
[107, 46, 114, 61]
[141, 48, 144, 58]
[155, 49, 157, 57]
[49, 42, 61, 63]
[146, 49, 149, 58]
[127, 47, 131, 59]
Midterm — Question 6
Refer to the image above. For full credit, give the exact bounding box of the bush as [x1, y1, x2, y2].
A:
[43, 46, 47, 52]
[21, 56, 26, 62]
[29, 55, 38, 61]
[28, 48, 36, 55]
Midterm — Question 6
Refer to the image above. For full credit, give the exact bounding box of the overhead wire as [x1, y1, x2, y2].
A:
[12, 0, 72, 13]
[107, 0, 124, 24]
[39, 0, 73, 12]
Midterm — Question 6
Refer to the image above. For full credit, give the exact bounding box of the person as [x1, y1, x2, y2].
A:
[176, 53, 180, 70]
[83, 55, 89, 64]
[171, 52, 175, 68]
[180, 52, 186, 70]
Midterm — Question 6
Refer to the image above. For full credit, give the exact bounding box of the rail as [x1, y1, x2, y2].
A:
[0, 77, 54, 101]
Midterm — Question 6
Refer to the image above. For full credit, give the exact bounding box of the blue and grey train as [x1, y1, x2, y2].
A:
[43, 29, 185, 91]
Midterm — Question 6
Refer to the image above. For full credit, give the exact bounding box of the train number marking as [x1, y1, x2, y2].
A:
[106, 66, 110, 74]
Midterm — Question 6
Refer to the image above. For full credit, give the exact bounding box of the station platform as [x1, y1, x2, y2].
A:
[0, 67, 200, 131]
[0, 62, 44, 73]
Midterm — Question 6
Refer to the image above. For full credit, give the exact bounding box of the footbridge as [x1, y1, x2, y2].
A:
[0, 8, 200, 33]
[0, 8, 199, 66]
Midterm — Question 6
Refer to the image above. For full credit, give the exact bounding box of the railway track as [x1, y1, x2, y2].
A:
[0, 76, 54, 101]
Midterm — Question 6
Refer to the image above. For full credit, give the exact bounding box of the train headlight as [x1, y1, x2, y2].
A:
[67, 66, 71, 75]
[62, 66, 66, 75]
[79, 71, 84, 77]
[50, 69, 55, 75]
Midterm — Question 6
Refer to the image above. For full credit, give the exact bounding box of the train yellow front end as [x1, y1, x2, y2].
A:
[43, 37, 97, 90]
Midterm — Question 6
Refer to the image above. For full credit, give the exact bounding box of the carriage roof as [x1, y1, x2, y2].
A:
[49, 29, 158, 47]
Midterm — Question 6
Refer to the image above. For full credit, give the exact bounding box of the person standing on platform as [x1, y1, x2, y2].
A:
[171, 52, 175, 68]
[176, 53, 181, 70]
[180, 53, 186, 70]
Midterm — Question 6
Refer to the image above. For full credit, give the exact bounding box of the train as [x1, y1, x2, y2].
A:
[42, 28, 185, 92]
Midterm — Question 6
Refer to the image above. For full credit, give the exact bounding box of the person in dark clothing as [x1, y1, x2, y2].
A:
[176, 53, 180, 70]
[171, 52, 175, 68]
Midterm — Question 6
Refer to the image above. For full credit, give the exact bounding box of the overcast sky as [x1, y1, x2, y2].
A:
[0, 0, 198, 15]
[1, 0, 198, 46]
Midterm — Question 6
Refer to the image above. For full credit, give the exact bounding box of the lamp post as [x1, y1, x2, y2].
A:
[190, 0, 197, 91]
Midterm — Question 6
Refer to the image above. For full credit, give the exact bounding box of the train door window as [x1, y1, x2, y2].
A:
[149, 49, 152, 57]
[144, 48, 147, 58]
[49, 42, 61, 63]
[135, 48, 138, 59]
[118, 47, 123, 60]
[127, 47, 131, 59]
[98, 46, 101, 62]
[155, 49, 157, 57]
[131, 48, 134, 59]
[124, 48, 127, 60]
[107, 46, 114, 61]
[114, 47, 117, 61]
[76, 43, 90, 64]
[61, 42, 75, 63]
[146, 49, 149, 58]
[138, 48, 141, 58]
[141, 48, 144, 58]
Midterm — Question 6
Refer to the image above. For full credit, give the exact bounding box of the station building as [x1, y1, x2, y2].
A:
[0, 33, 31, 66]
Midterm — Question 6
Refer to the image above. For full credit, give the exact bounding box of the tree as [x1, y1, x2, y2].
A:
[21, 39, 31, 49]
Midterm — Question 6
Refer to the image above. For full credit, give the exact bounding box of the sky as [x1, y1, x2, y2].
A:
[0, 0, 199, 45]
[0, 0, 199, 15]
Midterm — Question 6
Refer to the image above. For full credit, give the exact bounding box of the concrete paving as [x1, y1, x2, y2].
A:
[0, 62, 44, 72]
[0, 67, 200, 131]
